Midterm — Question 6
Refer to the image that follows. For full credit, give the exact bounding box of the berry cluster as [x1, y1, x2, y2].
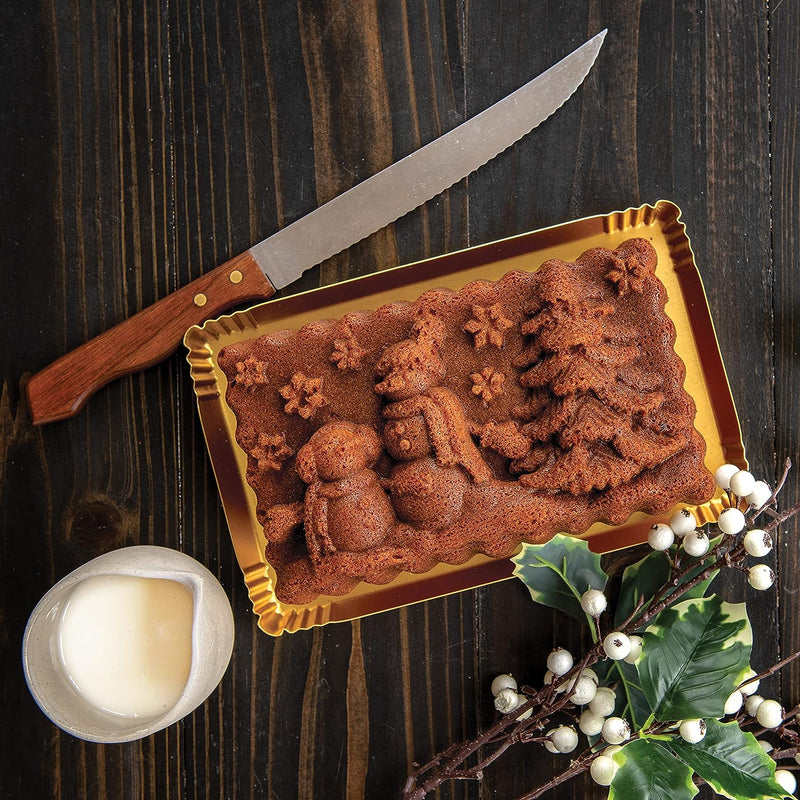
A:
[721, 670, 797, 794]
[404, 460, 800, 800]
[487, 463, 794, 789]
[490, 636, 705, 787]
[646, 464, 776, 593]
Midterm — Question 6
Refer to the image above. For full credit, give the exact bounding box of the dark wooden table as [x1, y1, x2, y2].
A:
[2, 1, 797, 798]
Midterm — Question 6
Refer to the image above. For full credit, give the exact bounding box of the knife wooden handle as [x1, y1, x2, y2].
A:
[27, 252, 276, 425]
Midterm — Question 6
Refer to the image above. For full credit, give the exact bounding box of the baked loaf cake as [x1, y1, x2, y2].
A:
[218, 238, 714, 604]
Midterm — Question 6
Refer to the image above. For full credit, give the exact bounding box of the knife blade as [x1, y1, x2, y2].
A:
[26, 29, 606, 425]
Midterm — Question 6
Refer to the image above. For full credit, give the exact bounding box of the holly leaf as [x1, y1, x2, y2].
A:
[591, 657, 653, 731]
[614, 550, 671, 628]
[669, 719, 789, 800]
[609, 739, 697, 800]
[611, 659, 653, 730]
[614, 546, 720, 629]
[512, 534, 607, 623]
[638, 596, 752, 720]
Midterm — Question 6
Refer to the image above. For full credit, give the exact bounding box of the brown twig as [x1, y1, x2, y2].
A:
[763, 500, 800, 534]
[737, 651, 800, 692]
[752, 457, 792, 525]
[628, 538, 740, 632]
[517, 751, 596, 800]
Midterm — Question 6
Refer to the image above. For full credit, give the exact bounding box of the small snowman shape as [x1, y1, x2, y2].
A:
[293, 421, 395, 564]
[374, 315, 491, 530]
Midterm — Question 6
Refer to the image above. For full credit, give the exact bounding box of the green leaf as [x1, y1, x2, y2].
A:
[614, 550, 671, 628]
[614, 546, 719, 629]
[591, 657, 653, 730]
[638, 596, 752, 720]
[512, 534, 607, 623]
[609, 739, 697, 800]
[669, 719, 789, 800]
[612, 659, 653, 730]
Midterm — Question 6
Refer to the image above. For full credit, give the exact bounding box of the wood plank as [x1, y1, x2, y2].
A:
[770, 0, 800, 713]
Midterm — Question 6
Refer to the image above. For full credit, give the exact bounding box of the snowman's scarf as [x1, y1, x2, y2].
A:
[383, 387, 491, 484]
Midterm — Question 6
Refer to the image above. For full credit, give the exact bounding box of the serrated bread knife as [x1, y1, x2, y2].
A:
[27, 29, 606, 425]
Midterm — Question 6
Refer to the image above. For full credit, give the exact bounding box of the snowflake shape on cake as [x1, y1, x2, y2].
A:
[463, 303, 513, 349]
[232, 356, 269, 390]
[606, 254, 648, 295]
[249, 432, 293, 472]
[330, 323, 366, 371]
[470, 368, 506, 402]
[279, 372, 328, 419]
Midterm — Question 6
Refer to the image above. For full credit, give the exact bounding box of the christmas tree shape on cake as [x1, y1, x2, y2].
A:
[511, 243, 690, 495]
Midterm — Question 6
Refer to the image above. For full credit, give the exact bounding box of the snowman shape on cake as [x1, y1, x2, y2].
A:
[374, 314, 492, 530]
[292, 421, 396, 565]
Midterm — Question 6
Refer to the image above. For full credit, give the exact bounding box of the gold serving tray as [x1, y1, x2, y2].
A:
[185, 201, 745, 635]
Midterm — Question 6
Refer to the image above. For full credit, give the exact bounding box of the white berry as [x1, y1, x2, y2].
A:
[550, 725, 579, 753]
[601, 716, 630, 745]
[775, 770, 797, 795]
[544, 731, 559, 754]
[679, 718, 707, 743]
[714, 463, 740, 490]
[578, 668, 600, 685]
[570, 675, 599, 705]
[494, 688, 520, 713]
[682, 530, 710, 557]
[547, 648, 574, 676]
[544, 670, 568, 694]
[718, 507, 746, 535]
[669, 508, 697, 537]
[723, 690, 743, 715]
[744, 694, 764, 717]
[740, 669, 760, 695]
[624, 635, 643, 664]
[603, 632, 631, 661]
[747, 480, 772, 510]
[747, 564, 775, 591]
[560, 668, 597, 693]
[490, 674, 518, 696]
[515, 694, 533, 720]
[756, 699, 783, 729]
[758, 739, 773, 753]
[590, 755, 617, 786]
[581, 588, 608, 617]
[743, 529, 773, 557]
[589, 686, 617, 717]
[648, 523, 675, 551]
[579, 709, 605, 736]
[729, 470, 756, 498]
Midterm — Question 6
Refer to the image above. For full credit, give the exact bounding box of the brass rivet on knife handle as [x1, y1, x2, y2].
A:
[26, 251, 276, 425]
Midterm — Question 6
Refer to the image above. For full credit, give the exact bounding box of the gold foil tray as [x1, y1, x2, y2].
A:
[185, 201, 745, 635]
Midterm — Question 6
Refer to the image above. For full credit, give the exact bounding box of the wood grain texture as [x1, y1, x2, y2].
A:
[0, 1, 793, 799]
[771, 0, 800, 716]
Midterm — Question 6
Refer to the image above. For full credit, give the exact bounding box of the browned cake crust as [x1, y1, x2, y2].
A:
[218, 239, 714, 604]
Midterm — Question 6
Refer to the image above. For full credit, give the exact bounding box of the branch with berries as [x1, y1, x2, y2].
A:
[402, 459, 800, 800]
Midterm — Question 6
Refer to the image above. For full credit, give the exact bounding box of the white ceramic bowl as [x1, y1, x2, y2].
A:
[22, 546, 235, 743]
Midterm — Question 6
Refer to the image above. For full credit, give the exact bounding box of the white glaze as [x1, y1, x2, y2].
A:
[22, 546, 235, 742]
[58, 574, 194, 718]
